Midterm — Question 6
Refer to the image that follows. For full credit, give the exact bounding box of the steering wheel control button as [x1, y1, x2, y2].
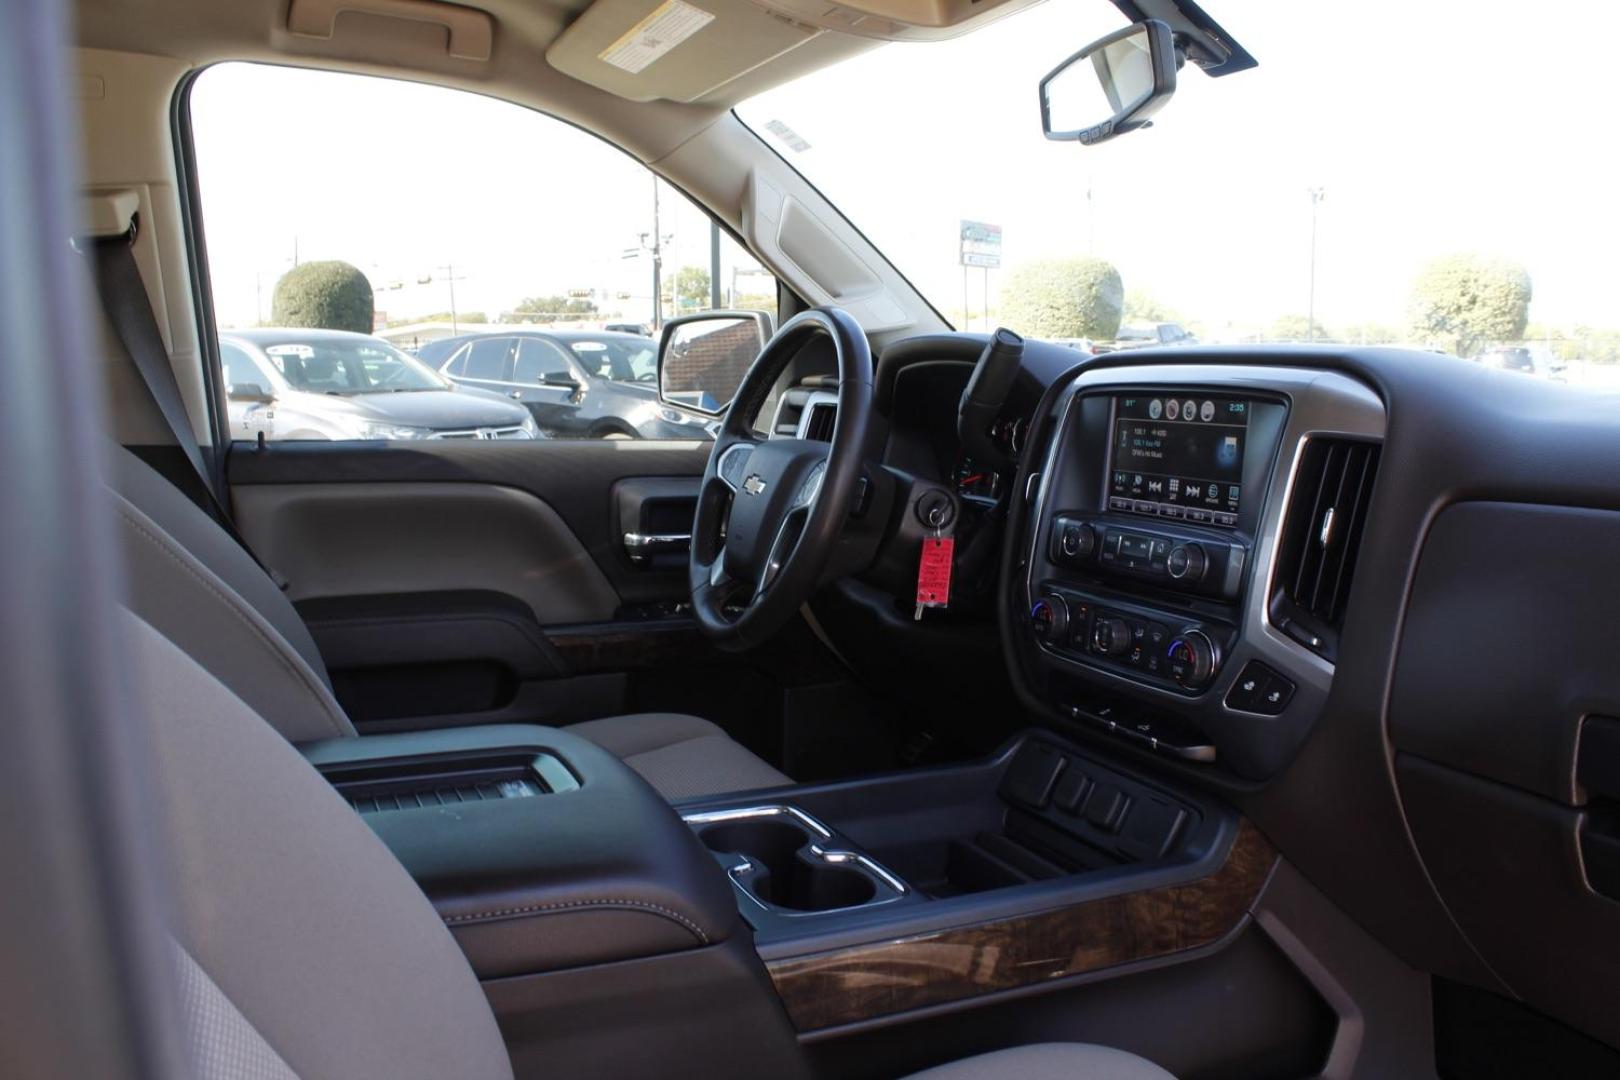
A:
[1001, 743, 1067, 809]
[1029, 595, 1069, 643]
[1167, 630, 1218, 690]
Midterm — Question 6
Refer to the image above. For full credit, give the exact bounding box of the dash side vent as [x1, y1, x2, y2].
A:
[804, 402, 837, 442]
[1270, 437, 1381, 662]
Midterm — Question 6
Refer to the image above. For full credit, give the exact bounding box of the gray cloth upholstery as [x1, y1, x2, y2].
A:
[564, 713, 791, 800]
[109, 449, 353, 742]
[125, 610, 513, 1080]
[904, 1043, 1176, 1080]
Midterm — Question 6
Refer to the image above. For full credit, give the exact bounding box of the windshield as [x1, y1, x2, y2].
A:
[738, 1, 1620, 374]
[565, 337, 658, 384]
[257, 338, 446, 393]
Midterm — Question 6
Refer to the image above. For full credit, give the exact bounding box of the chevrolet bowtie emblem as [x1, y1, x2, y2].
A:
[742, 474, 768, 496]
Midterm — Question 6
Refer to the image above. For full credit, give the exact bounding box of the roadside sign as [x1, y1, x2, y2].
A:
[960, 220, 1002, 269]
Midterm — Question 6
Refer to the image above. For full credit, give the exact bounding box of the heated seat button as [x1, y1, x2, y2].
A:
[1225, 664, 1266, 711]
[1256, 673, 1296, 714]
[1226, 661, 1296, 715]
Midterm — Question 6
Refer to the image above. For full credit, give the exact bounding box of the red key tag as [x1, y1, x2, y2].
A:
[914, 535, 955, 620]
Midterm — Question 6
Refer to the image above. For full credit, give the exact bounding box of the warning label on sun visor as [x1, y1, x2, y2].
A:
[599, 0, 716, 74]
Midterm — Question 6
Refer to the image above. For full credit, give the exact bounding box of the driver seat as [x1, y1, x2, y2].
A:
[108, 445, 790, 800]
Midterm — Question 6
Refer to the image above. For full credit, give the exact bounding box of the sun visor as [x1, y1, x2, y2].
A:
[547, 0, 820, 104]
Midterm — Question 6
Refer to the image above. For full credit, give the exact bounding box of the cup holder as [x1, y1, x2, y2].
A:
[689, 806, 905, 915]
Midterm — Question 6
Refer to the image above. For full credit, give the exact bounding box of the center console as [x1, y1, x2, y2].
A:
[1009, 364, 1386, 779]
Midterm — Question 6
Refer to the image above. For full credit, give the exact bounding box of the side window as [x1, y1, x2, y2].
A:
[219, 343, 262, 389]
[187, 63, 779, 440]
[512, 339, 573, 383]
[462, 338, 514, 381]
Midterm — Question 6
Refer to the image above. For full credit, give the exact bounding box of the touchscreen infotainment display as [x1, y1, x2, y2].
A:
[1107, 394, 1250, 527]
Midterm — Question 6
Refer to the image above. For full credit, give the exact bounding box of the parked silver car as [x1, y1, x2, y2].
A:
[419, 330, 715, 439]
[219, 328, 541, 441]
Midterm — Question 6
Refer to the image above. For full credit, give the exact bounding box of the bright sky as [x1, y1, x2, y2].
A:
[191, 68, 771, 328]
[193, 0, 1620, 337]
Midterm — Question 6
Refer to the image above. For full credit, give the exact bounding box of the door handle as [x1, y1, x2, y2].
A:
[623, 532, 691, 563]
[509, 390, 522, 399]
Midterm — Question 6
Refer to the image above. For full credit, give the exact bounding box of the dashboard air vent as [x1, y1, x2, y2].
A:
[804, 402, 837, 442]
[1270, 437, 1381, 662]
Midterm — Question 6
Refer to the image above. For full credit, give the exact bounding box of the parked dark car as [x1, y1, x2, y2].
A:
[219, 328, 540, 441]
[418, 330, 715, 439]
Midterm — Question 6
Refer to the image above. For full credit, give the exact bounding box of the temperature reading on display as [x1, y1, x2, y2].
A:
[1108, 395, 1249, 527]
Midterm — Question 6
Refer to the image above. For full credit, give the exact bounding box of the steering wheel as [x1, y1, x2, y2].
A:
[689, 308, 873, 650]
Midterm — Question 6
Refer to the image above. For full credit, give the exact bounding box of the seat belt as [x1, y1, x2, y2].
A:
[82, 213, 288, 589]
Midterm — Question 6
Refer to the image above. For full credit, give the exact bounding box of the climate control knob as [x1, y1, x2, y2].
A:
[1167, 630, 1219, 690]
[1166, 543, 1207, 582]
[1029, 595, 1069, 643]
[1091, 617, 1133, 657]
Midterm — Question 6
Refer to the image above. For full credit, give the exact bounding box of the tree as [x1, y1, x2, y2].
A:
[666, 266, 712, 312]
[403, 311, 486, 326]
[999, 257, 1124, 339]
[512, 296, 597, 324]
[271, 261, 373, 332]
[1408, 254, 1532, 357]
[1342, 321, 1402, 346]
[1123, 287, 1181, 325]
[1269, 314, 1331, 342]
[733, 292, 775, 313]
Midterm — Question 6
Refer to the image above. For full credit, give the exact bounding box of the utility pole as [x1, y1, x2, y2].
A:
[626, 180, 673, 330]
[1307, 187, 1326, 343]
[436, 263, 466, 334]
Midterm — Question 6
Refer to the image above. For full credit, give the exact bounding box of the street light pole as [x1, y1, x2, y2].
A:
[650, 179, 663, 330]
[1307, 187, 1326, 343]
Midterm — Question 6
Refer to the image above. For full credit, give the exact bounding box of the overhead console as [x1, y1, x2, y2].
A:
[1005, 364, 1385, 780]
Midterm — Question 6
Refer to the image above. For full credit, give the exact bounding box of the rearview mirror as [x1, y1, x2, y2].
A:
[657, 311, 773, 417]
[226, 382, 273, 404]
[1040, 20, 1176, 146]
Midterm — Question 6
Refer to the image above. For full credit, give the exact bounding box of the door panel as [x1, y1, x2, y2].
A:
[222, 440, 825, 750]
[228, 439, 712, 604]
[234, 480, 619, 624]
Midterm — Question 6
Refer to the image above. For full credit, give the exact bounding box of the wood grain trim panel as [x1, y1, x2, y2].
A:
[765, 819, 1276, 1031]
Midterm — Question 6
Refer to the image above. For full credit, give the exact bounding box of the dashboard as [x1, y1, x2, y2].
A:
[855, 331, 1620, 1056]
[1011, 367, 1383, 780]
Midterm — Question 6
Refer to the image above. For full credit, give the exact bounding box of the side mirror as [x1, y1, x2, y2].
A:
[539, 372, 583, 389]
[227, 382, 273, 404]
[1040, 19, 1177, 146]
[657, 311, 773, 417]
